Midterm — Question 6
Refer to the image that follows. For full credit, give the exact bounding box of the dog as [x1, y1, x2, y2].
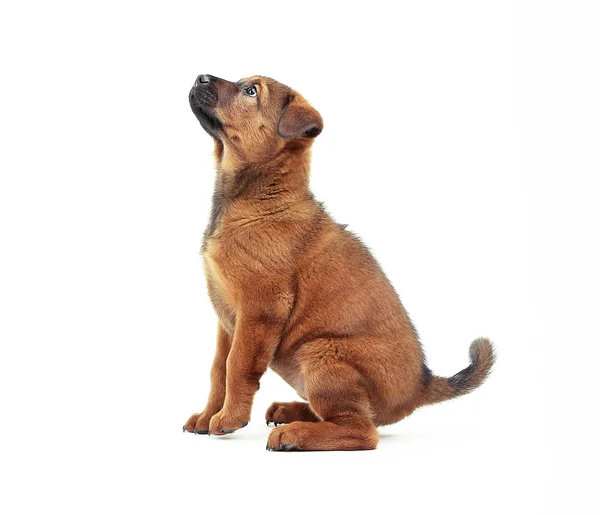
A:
[183, 74, 495, 451]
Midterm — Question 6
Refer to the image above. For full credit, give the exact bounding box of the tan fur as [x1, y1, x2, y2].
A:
[183, 75, 495, 450]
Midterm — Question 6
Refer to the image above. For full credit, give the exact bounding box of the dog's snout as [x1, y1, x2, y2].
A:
[196, 74, 211, 86]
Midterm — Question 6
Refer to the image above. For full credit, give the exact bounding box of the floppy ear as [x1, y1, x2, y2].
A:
[277, 95, 323, 139]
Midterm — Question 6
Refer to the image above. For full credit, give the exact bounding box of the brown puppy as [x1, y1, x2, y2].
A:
[183, 74, 495, 451]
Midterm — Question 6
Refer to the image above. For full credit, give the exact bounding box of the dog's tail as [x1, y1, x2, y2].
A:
[418, 338, 495, 407]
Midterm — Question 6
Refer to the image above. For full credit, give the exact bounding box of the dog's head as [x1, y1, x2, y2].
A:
[189, 75, 323, 170]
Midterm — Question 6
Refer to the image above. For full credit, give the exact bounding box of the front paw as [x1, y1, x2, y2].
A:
[183, 412, 214, 434]
[209, 409, 249, 436]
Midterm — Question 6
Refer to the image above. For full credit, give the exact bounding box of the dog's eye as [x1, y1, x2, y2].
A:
[243, 86, 257, 97]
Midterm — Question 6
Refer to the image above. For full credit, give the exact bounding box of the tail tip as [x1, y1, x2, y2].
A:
[469, 337, 496, 370]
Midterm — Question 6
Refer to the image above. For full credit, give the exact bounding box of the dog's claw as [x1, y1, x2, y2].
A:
[273, 444, 298, 452]
[220, 422, 248, 434]
[182, 425, 186, 433]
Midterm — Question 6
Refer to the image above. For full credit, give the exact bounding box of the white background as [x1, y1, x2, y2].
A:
[1, 1, 598, 514]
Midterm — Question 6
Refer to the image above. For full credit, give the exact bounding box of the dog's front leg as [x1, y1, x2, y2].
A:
[184, 323, 232, 434]
[208, 313, 281, 435]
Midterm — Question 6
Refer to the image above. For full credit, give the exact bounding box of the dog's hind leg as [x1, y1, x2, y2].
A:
[266, 360, 379, 451]
[265, 401, 320, 425]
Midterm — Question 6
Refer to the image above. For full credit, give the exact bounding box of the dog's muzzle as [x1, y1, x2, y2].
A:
[190, 74, 222, 138]
[189, 74, 218, 109]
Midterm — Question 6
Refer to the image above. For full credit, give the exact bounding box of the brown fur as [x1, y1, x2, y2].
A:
[183, 75, 495, 451]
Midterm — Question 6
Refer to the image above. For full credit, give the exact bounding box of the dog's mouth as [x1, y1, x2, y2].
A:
[189, 86, 221, 139]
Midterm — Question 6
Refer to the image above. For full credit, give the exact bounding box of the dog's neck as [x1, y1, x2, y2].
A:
[203, 145, 313, 244]
[213, 143, 312, 203]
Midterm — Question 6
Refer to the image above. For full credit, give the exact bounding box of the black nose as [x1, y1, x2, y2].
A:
[195, 74, 211, 86]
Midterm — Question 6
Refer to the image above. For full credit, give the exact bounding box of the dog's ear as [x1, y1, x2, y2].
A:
[277, 95, 323, 139]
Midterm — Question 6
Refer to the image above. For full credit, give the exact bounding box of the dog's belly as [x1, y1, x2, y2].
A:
[269, 358, 306, 399]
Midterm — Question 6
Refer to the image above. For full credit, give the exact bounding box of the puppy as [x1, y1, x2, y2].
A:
[183, 74, 495, 451]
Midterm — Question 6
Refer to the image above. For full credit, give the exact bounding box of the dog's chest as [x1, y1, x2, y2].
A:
[202, 238, 238, 324]
[201, 219, 299, 345]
